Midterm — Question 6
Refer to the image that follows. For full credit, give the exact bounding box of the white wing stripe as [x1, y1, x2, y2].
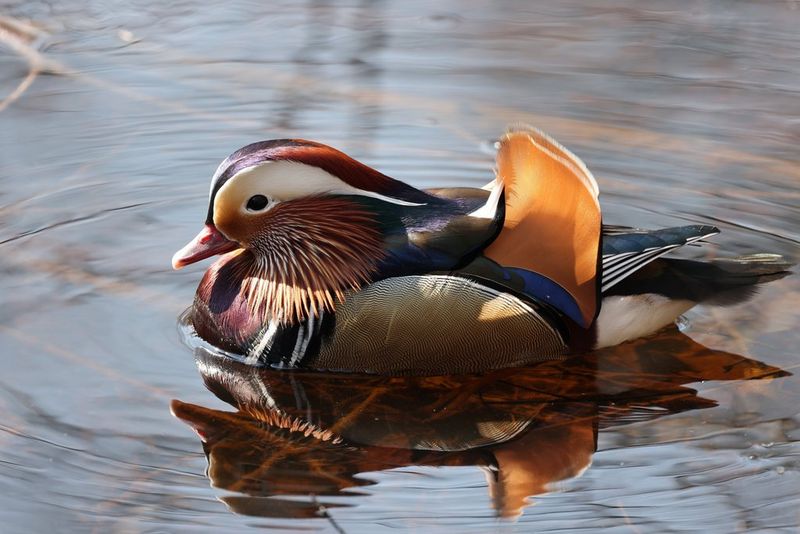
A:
[601, 232, 716, 293]
[603, 246, 679, 280]
[602, 249, 676, 293]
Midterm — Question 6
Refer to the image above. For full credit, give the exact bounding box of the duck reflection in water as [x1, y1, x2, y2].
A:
[172, 328, 787, 520]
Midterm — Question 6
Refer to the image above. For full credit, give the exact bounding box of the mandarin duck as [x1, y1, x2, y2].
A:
[173, 126, 791, 374]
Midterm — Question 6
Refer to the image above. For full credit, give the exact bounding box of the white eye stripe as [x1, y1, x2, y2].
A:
[212, 159, 427, 226]
[225, 160, 426, 206]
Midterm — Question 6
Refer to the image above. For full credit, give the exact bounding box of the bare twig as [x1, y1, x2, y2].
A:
[310, 493, 347, 534]
[0, 16, 54, 111]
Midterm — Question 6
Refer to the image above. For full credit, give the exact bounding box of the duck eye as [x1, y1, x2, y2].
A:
[246, 194, 269, 211]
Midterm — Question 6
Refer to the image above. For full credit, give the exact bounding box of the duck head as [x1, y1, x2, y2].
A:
[172, 140, 483, 331]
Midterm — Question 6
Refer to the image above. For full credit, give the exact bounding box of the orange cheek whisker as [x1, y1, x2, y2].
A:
[229, 197, 385, 326]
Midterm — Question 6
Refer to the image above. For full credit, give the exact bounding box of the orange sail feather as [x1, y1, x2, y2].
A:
[484, 127, 602, 326]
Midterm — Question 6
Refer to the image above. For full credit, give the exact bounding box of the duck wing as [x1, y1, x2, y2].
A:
[347, 185, 504, 278]
[605, 252, 792, 304]
[601, 225, 719, 292]
[482, 127, 602, 328]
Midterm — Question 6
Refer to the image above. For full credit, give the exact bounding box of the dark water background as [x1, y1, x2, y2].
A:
[1, 1, 799, 532]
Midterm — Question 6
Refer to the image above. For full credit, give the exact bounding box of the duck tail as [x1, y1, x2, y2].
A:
[701, 254, 794, 305]
[608, 254, 793, 307]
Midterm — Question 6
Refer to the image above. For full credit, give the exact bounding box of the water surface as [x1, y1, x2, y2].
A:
[1, 1, 799, 532]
